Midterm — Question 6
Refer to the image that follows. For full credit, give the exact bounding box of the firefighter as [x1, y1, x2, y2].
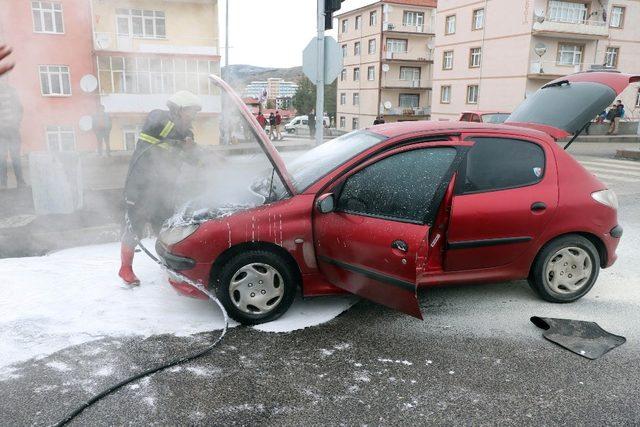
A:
[119, 90, 203, 286]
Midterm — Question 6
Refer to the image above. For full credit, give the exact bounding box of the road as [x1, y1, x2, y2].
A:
[1, 142, 640, 426]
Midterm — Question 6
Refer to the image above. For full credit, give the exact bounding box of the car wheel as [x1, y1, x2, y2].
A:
[214, 250, 297, 325]
[528, 235, 600, 303]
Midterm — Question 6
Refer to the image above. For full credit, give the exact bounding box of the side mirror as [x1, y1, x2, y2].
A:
[316, 193, 335, 214]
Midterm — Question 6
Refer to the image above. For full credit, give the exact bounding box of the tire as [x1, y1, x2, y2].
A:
[528, 235, 600, 303]
[213, 250, 298, 325]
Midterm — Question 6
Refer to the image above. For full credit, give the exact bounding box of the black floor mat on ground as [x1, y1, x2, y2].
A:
[531, 316, 626, 360]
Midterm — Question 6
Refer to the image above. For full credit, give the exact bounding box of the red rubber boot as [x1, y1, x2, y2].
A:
[118, 243, 140, 286]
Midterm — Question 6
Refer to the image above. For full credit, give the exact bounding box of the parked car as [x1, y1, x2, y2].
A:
[157, 72, 635, 325]
[459, 111, 510, 124]
[284, 115, 330, 134]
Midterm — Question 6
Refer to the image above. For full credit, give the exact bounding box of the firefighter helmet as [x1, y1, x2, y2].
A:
[167, 90, 202, 111]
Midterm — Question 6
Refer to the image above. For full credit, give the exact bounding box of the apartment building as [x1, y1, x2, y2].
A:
[336, 0, 437, 130]
[431, 0, 640, 121]
[243, 78, 298, 106]
[91, 0, 221, 149]
[0, 0, 97, 152]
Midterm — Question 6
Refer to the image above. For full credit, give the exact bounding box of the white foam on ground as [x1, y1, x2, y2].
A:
[0, 241, 357, 369]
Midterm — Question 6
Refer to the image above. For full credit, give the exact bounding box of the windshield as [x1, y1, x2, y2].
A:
[285, 130, 387, 192]
[482, 113, 510, 124]
[506, 81, 616, 134]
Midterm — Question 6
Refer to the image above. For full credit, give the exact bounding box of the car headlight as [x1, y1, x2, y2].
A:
[159, 224, 199, 246]
[591, 189, 618, 210]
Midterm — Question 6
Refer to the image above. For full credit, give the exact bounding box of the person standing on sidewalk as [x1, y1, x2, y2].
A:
[119, 91, 202, 286]
[268, 112, 276, 140]
[275, 110, 283, 140]
[308, 110, 316, 140]
[92, 105, 112, 156]
[256, 111, 267, 130]
[0, 80, 26, 189]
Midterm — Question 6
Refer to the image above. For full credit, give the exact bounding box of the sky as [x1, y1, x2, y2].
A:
[219, 0, 374, 68]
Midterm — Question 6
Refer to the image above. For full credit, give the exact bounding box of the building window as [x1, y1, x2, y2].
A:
[46, 126, 75, 151]
[445, 15, 456, 34]
[399, 94, 419, 108]
[340, 68, 346, 81]
[386, 39, 408, 53]
[116, 9, 166, 39]
[97, 56, 216, 95]
[440, 85, 451, 104]
[353, 67, 360, 81]
[605, 47, 619, 68]
[340, 93, 346, 105]
[472, 8, 484, 30]
[400, 66, 420, 82]
[370, 11, 377, 26]
[443, 50, 454, 70]
[368, 39, 376, 54]
[340, 116, 346, 128]
[354, 42, 361, 56]
[32, 1, 64, 34]
[39, 65, 71, 96]
[341, 44, 347, 58]
[341, 19, 348, 33]
[355, 15, 362, 30]
[353, 93, 360, 105]
[557, 43, 583, 66]
[610, 6, 625, 28]
[469, 47, 482, 68]
[367, 66, 375, 81]
[352, 117, 359, 130]
[548, 1, 587, 24]
[403, 11, 424, 27]
[467, 85, 479, 104]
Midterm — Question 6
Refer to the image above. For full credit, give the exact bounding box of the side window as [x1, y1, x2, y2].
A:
[336, 147, 457, 223]
[459, 137, 545, 194]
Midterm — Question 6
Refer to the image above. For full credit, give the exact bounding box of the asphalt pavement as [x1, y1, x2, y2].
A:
[1, 141, 640, 426]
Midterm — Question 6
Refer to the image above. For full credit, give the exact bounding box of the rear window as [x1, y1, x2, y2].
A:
[457, 137, 545, 194]
[506, 81, 616, 134]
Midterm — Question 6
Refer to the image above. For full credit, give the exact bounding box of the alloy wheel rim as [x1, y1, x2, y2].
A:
[229, 263, 284, 315]
[543, 246, 593, 294]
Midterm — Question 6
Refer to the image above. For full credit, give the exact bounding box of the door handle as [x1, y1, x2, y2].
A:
[531, 202, 547, 212]
[391, 240, 408, 252]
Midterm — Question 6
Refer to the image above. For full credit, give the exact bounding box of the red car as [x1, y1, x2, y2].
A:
[157, 72, 635, 325]
[459, 111, 510, 124]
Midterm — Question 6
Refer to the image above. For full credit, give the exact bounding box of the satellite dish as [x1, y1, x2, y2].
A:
[534, 8, 546, 23]
[382, 64, 390, 72]
[80, 74, 98, 93]
[79, 115, 93, 131]
[534, 43, 547, 58]
[384, 101, 392, 110]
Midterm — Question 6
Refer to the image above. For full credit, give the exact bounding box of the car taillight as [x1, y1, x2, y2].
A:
[591, 189, 618, 210]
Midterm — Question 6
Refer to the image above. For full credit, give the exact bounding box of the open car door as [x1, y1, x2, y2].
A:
[505, 72, 640, 139]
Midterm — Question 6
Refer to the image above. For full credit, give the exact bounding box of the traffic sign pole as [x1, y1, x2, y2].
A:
[315, 0, 325, 146]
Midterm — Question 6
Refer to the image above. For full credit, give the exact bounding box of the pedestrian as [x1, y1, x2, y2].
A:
[119, 90, 203, 286]
[256, 111, 267, 129]
[275, 110, 283, 140]
[308, 110, 316, 140]
[268, 112, 276, 140]
[373, 115, 386, 125]
[607, 100, 624, 135]
[92, 104, 112, 156]
[0, 80, 26, 189]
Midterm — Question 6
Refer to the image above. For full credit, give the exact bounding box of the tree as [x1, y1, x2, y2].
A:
[293, 76, 338, 119]
[266, 99, 275, 109]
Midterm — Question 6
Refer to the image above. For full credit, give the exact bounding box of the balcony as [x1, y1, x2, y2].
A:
[381, 78, 430, 89]
[528, 60, 583, 80]
[93, 32, 219, 56]
[383, 21, 435, 35]
[100, 93, 221, 114]
[532, 17, 609, 39]
[383, 106, 431, 116]
[383, 51, 434, 62]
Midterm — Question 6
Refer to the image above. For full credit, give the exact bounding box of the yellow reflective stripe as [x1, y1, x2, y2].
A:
[159, 120, 175, 138]
[138, 132, 160, 144]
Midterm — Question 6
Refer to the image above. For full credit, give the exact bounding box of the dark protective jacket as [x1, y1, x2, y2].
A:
[124, 109, 200, 222]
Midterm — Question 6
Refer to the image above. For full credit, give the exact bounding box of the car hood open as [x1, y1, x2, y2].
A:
[208, 74, 297, 196]
[505, 72, 640, 139]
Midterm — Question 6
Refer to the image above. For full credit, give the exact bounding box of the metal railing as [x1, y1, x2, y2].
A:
[384, 50, 434, 62]
[381, 78, 429, 89]
[384, 106, 431, 116]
